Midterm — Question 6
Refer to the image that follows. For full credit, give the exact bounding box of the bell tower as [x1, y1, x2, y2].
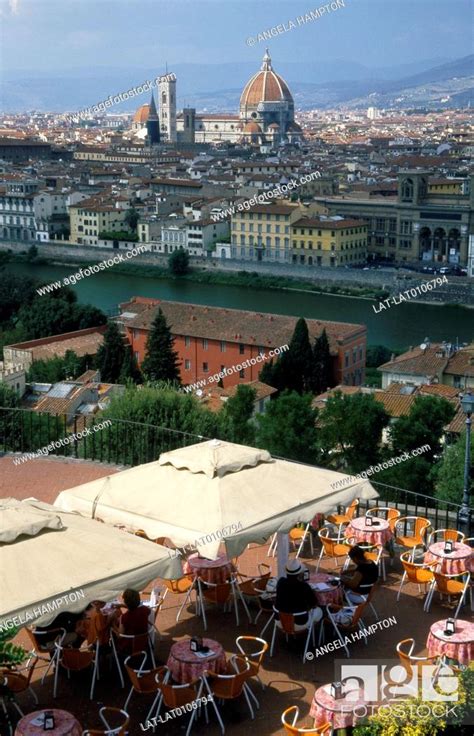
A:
[158, 73, 177, 143]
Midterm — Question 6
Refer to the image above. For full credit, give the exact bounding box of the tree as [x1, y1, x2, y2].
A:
[95, 321, 127, 383]
[0, 384, 21, 452]
[27, 244, 38, 261]
[0, 273, 37, 324]
[311, 328, 332, 394]
[319, 391, 390, 472]
[124, 207, 140, 231]
[0, 627, 27, 668]
[141, 309, 181, 384]
[366, 345, 393, 368]
[435, 430, 474, 505]
[389, 395, 456, 463]
[17, 289, 106, 340]
[168, 248, 190, 276]
[118, 345, 142, 384]
[219, 384, 256, 445]
[256, 391, 320, 464]
[258, 318, 313, 394]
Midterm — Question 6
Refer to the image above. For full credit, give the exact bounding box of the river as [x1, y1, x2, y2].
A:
[5, 262, 473, 350]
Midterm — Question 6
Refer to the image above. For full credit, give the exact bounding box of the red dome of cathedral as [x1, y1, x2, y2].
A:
[240, 49, 293, 108]
[133, 104, 150, 124]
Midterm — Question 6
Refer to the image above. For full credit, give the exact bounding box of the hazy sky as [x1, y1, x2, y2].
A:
[0, 0, 472, 73]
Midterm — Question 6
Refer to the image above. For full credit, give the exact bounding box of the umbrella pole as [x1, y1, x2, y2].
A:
[276, 532, 289, 579]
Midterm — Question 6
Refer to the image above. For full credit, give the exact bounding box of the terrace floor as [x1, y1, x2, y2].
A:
[1, 453, 472, 735]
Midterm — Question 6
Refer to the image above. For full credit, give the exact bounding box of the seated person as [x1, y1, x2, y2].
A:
[113, 588, 149, 642]
[35, 609, 86, 650]
[340, 545, 378, 604]
[275, 560, 322, 628]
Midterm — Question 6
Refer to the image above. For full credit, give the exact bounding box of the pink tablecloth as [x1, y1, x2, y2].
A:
[15, 710, 82, 736]
[345, 516, 392, 546]
[424, 542, 473, 575]
[310, 684, 367, 729]
[167, 638, 227, 684]
[427, 619, 474, 666]
[310, 573, 343, 606]
[184, 553, 235, 584]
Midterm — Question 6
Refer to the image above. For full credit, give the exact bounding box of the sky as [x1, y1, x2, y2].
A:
[0, 0, 472, 74]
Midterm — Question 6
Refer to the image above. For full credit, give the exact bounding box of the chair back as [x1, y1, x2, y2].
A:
[400, 552, 436, 583]
[164, 576, 193, 595]
[414, 517, 431, 541]
[428, 528, 465, 545]
[58, 645, 94, 671]
[112, 629, 149, 656]
[25, 626, 65, 653]
[281, 705, 331, 734]
[236, 636, 268, 671]
[433, 570, 469, 594]
[396, 638, 416, 678]
[318, 528, 341, 556]
[396, 516, 430, 542]
[200, 580, 232, 605]
[209, 657, 250, 698]
[124, 651, 163, 693]
[156, 668, 201, 707]
[346, 499, 358, 520]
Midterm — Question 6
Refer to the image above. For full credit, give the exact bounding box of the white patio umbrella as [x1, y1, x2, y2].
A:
[54, 439, 378, 570]
[0, 497, 183, 629]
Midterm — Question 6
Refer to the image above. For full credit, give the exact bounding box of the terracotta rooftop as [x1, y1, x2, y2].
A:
[7, 326, 106, 361]
[378, 344, 450, 378]
[117, 298, 365, 350]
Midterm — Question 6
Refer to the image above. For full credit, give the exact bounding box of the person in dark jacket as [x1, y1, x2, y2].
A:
[341, 545, 379, 604]
[275, 560, 322, 628]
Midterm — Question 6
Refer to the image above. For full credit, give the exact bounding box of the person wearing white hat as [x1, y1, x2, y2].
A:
[275, 559, 322, 629]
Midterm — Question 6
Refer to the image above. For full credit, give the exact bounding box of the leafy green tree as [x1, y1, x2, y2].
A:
[95, 321, 127, 383]
[0, 273, 37, 323]
[311, 328, 332, 394]
[256, 390, 320, 464]
[168, 248, 190, 276]
[26, 351, 90, 383]
[219, 384, 256, 445]
[141, 309, 181, 385]
[27, 244, 38, 261]
[0, 383, 21, 451]
[124, 207, 140, 231]
[366, 345, 394, 368]
[0, 627, 27, 667]
[435, 430, 474, 505]
[17, 289, 106, 340]
[319, 391, 390, 472]
[389, 395, 456, 463]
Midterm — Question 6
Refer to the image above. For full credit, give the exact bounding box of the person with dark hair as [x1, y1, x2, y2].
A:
[116, 588, 149, 636]
[340, 545, 378, 604]
[275, 560, 323, 628]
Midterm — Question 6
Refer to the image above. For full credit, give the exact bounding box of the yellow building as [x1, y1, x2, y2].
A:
[230, 202, 302, 262]
[70, 197, 130, 245]
[291, 217, 368, 267]
[428, 178, 464, 195]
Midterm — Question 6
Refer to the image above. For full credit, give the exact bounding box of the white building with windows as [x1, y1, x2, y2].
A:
[0, 180, 38, 241]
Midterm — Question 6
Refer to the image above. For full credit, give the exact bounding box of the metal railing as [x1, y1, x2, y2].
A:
[1, 406, 469, 531]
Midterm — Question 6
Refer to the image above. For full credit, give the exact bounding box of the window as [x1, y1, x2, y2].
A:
[134, 351, 140, 362]
[375, 219, 385, 231]
[185, 359, 191, 370]
[345, 351, 350, 368]
[258, 346, 265, 356]
[220, 340, 226, 352]
[203, 362, 209, 373]
[184, 336, 191, 347]
[239, 369, 245, 378]
[239, 344, 245, 355]
[202, 338, 208, 350]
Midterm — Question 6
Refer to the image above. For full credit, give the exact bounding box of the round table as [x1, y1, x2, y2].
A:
[310, 683, 367, 730]
[184, 553, 235, 584]
[309, 573, 344, 607]
[345, 516, 392, 546]
[424, 542, 473, 575]
[167, 637, 227, 684]
[427, 619, 474, 666]
[15, 710, 82, 736]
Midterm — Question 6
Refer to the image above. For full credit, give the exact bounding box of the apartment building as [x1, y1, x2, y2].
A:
[291, 217, 368, 266]
[116, 297, 367, 388]
[69, 196, 131, 245]
[0, 179, 38, 241]
[230, 202, 302, 262]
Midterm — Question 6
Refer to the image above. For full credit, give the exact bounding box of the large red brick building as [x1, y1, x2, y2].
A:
[116, 297, 367, 389]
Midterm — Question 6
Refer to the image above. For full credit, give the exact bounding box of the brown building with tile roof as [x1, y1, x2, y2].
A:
[116, 297, 367, 389]
[4, 326, 107, 371]
[379, 342, 474, 391]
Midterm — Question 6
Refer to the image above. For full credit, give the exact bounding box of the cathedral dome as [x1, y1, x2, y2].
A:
[240, 49, 293, 108]
[133, 104, 150, 124]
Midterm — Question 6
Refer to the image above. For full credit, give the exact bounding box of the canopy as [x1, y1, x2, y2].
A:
[54, 439, 378, 560]
[0, 497, 183, 629]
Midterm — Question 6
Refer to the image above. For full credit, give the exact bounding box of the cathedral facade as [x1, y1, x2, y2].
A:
[132, 50, 302, 147]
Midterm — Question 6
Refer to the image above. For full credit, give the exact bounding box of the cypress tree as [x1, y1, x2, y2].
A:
[96, 321, 126, 383]
[312, 329, 332, 394]
[285, 317, 313, 393]
[141, 308, 181, 384]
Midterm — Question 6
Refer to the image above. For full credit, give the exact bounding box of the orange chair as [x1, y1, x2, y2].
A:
[154, 666, 204, 735]
[123, 650, 167, 719]
[161, 575, 197, 622]
[424, 570, 471, 617]
[315, 528, 349, 572]
[235, 636, 268, 690]
[82, 707, 129, 736]
[0, 657, 38, 717]
[236, 563, 271, 599]
[397, 551, 437, 604]
[427, 529, 465, 546]
[25, 626, 67, 683]
[197, 576, 251, 630]
[394, 516, 431, 557]
[327, 498, 359, 529]
[110, 626, 156, 687]
[289, 524, 314, 557]
[323, 601, 368, 657]
[53, 643, 97, 699]
[270, 606, 320, 662]
[396, 638, 439, 681]
[281, 706, 331, 735]
[203, 656, 255, 732]
[366, 506, 401, 531]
